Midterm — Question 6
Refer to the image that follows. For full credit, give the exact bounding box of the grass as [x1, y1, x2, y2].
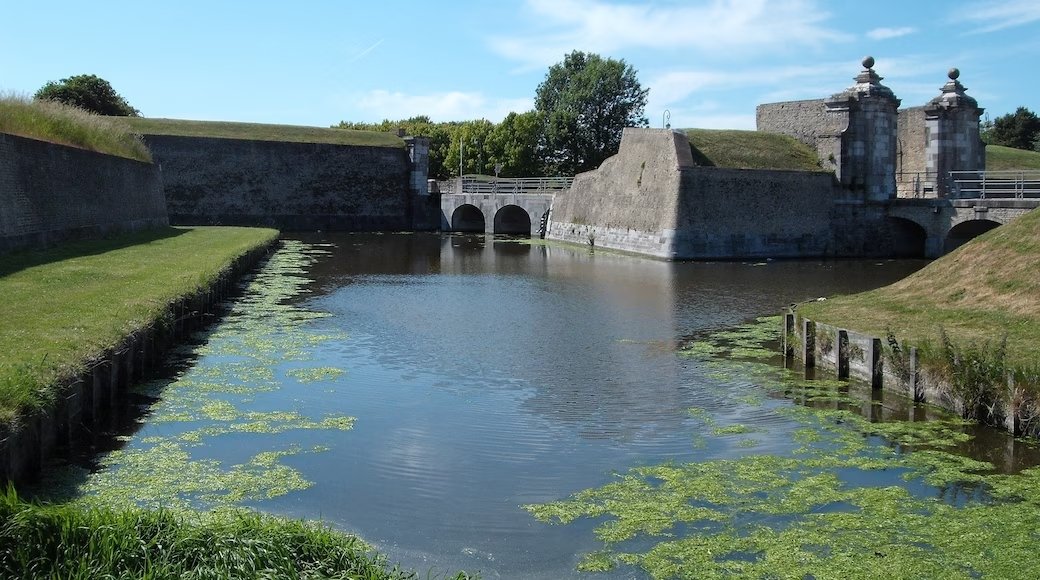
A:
[0, 95, 151, 162]
[986, 144, 1040, 171]
[799, 207, 1040, 367]
[684, 128, 823, 171]
[120, 117, 404, 148]
[0, 226, 279, 427]
[0, 487, 457, 580]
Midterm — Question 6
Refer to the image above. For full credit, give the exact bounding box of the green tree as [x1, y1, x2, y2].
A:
[34, 74, 139, 116]
[443, 119, 495, 177]
[336, 116, 458, 179]
[486, 111, 542, 177]
[988, 107, 1040, 150]
[534, 51, 648, 175]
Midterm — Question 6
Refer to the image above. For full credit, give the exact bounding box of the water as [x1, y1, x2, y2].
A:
[56, 233, 981, 577]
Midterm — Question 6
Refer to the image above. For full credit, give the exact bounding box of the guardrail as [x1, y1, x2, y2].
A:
[949, 170, 1040, 199]
[438, 176, 574, 195]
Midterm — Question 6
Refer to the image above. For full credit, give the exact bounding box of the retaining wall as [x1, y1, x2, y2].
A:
[0, 239, 278, 485]
[786, 312, 1032, 437]
[145, 135, 413, 230]
[0, 132, 168, 255]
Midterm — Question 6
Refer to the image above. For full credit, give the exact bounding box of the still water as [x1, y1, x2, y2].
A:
[65, 233, 950, 577]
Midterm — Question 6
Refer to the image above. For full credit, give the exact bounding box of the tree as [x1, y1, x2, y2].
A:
[336, 116, 457, 179]
[443, 119, 495, 177]
[34, 74, 139, 116]
[987, 107, 1040, 150]
[534, 51, 648, 175]
[486, 111, 542, 177]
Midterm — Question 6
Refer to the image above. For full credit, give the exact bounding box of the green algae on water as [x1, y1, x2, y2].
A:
[59, 241, 358, 511]
[527, 315, 1040, 579]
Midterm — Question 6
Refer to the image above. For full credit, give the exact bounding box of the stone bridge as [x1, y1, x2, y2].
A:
[888, 197, 1040, 257]
[438, 177, 572, 236]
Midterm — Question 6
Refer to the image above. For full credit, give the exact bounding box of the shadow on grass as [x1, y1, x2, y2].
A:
[0, 227, 192, 278]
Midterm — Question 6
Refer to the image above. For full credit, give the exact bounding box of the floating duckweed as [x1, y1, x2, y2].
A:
[711, 424, 754, 436]
[55, 241, 360, 512]
[528, 315, 1040, 578]
[287, 366, 346, 383]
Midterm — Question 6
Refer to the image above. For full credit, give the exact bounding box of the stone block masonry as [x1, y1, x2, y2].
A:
[145, 135, 414, 230]
[0, 133, 168, 255]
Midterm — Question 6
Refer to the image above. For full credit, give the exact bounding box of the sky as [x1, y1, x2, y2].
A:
[2, 0, 1039, 130]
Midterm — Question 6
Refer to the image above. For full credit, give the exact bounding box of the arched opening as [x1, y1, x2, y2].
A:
[945, 219, 1001, 254]
[493, 205, 532, 235]
[450, 204, 486, 232]
[887, 217, 927, 257]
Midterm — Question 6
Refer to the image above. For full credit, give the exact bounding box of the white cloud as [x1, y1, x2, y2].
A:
[354, 90, 532, 122]
[954, 0, 1040, 33]
[867, 26, 916, 40]
[489, 0, 849, 69]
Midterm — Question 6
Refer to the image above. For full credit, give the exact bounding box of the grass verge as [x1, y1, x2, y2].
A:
[0, 226, 278, 427]
[684, 128, 823, 171]
[0, 487, 455, 580]
[986, 145, 1040, 171]
[798, 208, 1040, 365]
[0, 95, 151, 162]
[120, 117, 404, 148]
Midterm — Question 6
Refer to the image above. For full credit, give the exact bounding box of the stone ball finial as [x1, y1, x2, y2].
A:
[948, 67, 960, 80]
[862, 56, 875, 69]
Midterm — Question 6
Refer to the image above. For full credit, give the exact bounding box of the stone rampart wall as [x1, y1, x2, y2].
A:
[0, 133, 167, 254]
[146, 135, 412, 230]
[896, 107, 928, 196]
[756, 99, 844, 172]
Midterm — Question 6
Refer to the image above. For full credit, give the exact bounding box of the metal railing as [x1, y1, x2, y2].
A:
[438, 176, 574, 195]
[949, 170, 1040, 199]
[895, 171, 938, 198]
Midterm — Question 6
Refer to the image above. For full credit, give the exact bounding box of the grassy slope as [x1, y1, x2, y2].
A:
[799, 208, 1040, 365]
[0, 489, 447, 580]
[121, 117, 404, 148]
[0, 96, 151, 162]
[0, 227, 278, 425]
[986, 144, 1040, 170]
[684, 129, 823, 171]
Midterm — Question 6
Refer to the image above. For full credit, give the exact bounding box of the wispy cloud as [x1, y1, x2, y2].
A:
[348, 39, 384, 63]
[354, 90, 532, 122]
[953, 0, 1040, 33]
[489, 0, 849, 69]
[866, 26, 916, 40]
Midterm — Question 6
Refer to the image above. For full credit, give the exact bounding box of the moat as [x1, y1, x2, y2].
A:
[37, 233, 1040, 578]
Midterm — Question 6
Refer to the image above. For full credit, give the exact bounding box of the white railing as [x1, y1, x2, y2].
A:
[438, 176, 574, 195]
[949, 170, 1040, 199]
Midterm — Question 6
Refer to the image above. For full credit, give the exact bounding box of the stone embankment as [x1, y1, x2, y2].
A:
[785, 312, 1033, 437]
[0, 239, 278, 484]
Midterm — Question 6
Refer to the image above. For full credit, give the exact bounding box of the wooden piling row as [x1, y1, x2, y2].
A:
[0, 240, 277, 485]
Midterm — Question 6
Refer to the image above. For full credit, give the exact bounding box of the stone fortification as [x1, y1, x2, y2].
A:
[146, 135, 418, 230]
[547, 128, 896, 259]
[546, 128, 687, 257]
[896, 107, 928, 196]
[755, 99, 842, 173]
[0, 132, 167, 255]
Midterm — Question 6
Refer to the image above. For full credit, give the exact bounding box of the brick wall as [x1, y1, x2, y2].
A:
[0, 133, 167, 254]
[146, 135, 412, 230]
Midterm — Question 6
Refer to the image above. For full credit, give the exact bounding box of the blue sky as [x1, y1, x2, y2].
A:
[2, 0, 1038, 129]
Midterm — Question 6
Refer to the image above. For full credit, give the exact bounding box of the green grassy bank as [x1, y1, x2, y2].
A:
[0, 226, 278, 426]
[684, 129, 823, 171]
[0, 95, 151, 162]
[0, 488, 449, 580]
[986, 144, 1040, 171]
[121, 117, 404, 148]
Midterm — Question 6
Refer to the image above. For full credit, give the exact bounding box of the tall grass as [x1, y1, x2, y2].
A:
[684, 128, 823, 171]
[0, 94, 151, 162]
[0, 487, 465, 579]
[120, 117, 404, 148]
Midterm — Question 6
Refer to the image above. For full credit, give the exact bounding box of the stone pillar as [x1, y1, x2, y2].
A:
[923, 68, 985, 197]
[826, 57, 901, 202]
[404, 136, 432, 229]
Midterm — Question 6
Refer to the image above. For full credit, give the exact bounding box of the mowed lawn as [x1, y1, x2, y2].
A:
[799, 208, 1040, 366]
[0, 226, 278, 425]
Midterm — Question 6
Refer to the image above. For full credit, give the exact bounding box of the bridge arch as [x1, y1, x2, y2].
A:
[945, 219, 1002, 253]
[493, 205, 532, 235]
[451, 204, 486, 232]
[887, 217, 928, 257]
